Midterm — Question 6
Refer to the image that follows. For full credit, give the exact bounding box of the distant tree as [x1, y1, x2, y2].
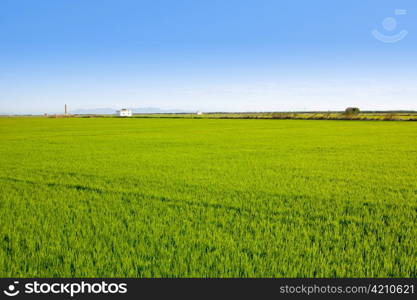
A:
[345, 107, 360, 114]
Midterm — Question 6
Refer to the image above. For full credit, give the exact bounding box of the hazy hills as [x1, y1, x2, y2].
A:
[70, 107, 192, 114]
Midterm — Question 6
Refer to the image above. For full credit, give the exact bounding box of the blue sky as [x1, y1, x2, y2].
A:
[0, 0, 416, 113]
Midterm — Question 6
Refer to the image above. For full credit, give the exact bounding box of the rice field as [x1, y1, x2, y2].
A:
[0, 117, 416, 277]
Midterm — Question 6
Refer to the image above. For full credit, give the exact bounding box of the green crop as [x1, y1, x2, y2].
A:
[0, 118, 416, 277]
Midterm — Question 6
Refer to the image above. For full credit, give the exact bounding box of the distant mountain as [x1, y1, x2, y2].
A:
[131, 107, 191, 114]
[71, 107, 192, 114]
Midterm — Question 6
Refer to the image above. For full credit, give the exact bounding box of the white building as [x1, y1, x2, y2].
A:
[196, 111, 203, 115]
[117, 109, 132, 117]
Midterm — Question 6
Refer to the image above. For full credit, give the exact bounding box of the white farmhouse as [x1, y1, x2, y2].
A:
[117, 109, 132, 117]
[196, 111, 203, 115]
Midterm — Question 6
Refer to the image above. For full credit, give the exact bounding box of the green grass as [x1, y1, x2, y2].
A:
[0, 118, 416, 277]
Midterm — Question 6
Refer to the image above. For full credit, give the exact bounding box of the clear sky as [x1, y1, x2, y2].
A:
[0, 0, 416, 114]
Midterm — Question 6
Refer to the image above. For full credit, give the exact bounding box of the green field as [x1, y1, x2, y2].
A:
[0, 118, 416, 277]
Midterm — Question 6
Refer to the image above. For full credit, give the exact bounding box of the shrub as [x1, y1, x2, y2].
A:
[345, 107, 360, 114]
[272, 113, 291, 119]
[383, 113, 396, 121]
